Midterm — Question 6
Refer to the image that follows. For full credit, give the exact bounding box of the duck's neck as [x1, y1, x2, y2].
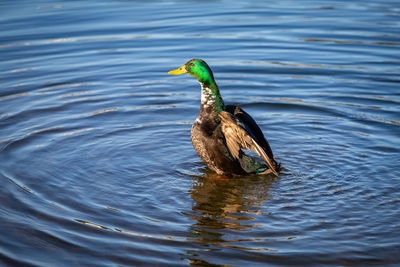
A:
[199, 81, 224, 114]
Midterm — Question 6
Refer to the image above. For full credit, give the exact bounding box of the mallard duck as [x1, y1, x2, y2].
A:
[168, 59, 279, 176]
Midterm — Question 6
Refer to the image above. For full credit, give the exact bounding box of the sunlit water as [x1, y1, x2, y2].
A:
[1, 0, 400, 266]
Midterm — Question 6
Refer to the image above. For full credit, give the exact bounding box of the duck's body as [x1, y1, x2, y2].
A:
[191, 103, 246, 175]
[168, 59, 279, 176]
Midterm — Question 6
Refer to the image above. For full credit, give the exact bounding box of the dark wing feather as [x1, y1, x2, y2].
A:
[225, 105, 275, 160]
[219, 111, 278, 176]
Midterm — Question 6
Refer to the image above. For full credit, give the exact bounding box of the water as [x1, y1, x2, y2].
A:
[1, 0, 400, 265]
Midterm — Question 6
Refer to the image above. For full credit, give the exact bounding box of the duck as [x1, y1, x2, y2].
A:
[168, 59, 279, 176]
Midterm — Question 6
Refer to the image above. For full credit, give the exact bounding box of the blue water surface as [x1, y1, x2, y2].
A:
[1, 0, 400, 266]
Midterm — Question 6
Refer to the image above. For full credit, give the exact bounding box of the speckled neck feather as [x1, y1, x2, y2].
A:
[200, 82, 224, 113]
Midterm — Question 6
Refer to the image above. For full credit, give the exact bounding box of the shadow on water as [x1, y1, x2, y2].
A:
[184, 169, 277, 265]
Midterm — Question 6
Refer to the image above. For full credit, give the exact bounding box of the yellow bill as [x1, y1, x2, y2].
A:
[168, 65, 187, 75]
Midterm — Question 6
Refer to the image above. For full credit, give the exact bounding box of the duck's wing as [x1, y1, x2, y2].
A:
[219, 110, 278, 176]
[225, 105, 275, 160]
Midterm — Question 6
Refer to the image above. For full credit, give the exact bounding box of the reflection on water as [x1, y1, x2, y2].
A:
[185, 170, 277, 264]
[189, 171, 273, 230]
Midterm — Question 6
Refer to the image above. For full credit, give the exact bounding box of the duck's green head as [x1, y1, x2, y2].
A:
[168, 59, 215, 85]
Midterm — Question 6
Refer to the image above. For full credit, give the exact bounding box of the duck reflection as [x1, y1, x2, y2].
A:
[185, 169, 275, 247]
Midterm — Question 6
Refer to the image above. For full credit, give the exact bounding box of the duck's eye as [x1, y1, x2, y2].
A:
[189, 63, 195, 67]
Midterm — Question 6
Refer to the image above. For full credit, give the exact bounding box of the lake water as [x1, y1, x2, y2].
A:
[1, 0, 400, 266]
